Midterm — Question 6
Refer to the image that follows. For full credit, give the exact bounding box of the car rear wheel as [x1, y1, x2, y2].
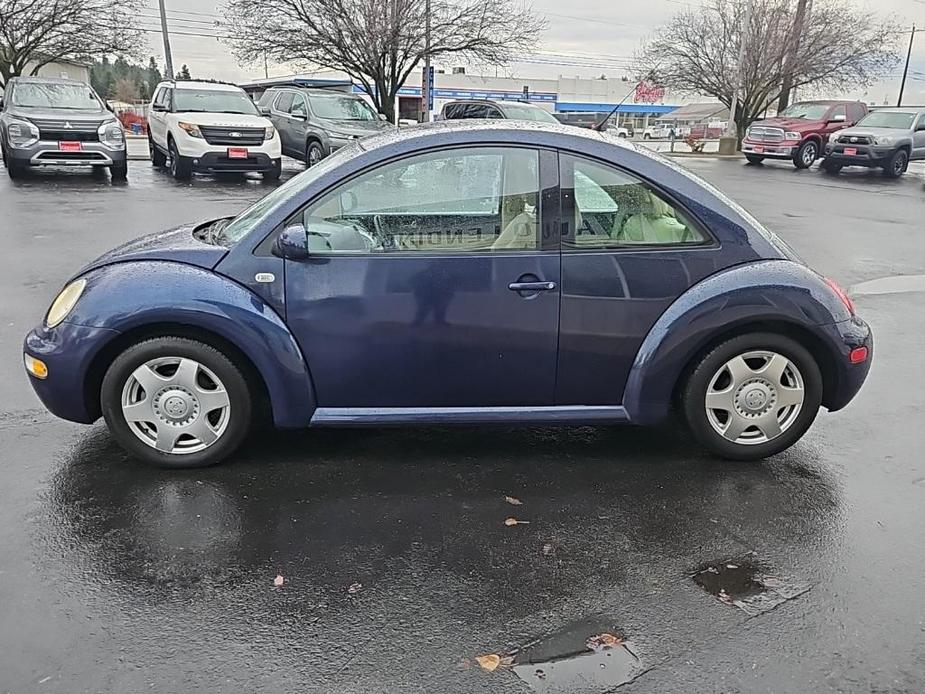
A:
[745, 154, 765, 165]
[101, 337, 252, 468]
[168, 138, 192, 180]
[682, 333, 823, 461]
[883, 149, 908, 179]
[793, 140, 818, 169]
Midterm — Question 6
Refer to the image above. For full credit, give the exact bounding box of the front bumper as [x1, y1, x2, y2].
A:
[742, 141, 798, 158]
[823, 143, 894, 167]
[24, 322, 119, 424]
[189, 151, 280, 173]
[819, 315, 874, 412]
[6, 139, 126, 167]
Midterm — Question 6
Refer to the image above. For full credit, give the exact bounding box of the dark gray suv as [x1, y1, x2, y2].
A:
[0, 77, 127, 180]
[256, 87, 395, 166]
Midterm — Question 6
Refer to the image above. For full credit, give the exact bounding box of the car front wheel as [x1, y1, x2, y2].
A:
[168, 138, 192, 180]
[682, 333, 822, 461]
[883, 149, 908, 178]
[793, 140, 818, 169]
[101, 337, 252, 468]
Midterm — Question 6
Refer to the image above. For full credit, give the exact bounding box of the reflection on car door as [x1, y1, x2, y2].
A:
[555, 153, 723, 406]
[271, 90, 295, 156]
[283, 146, 561, 409]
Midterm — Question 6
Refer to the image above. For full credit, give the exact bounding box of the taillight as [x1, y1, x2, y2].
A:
[825, 277, 855, 315]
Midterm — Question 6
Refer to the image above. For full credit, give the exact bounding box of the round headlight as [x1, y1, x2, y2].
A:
[46, 279, 87, 328]
[265, 125, 276, 139]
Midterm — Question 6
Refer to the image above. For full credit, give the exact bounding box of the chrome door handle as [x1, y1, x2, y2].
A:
[508, 281, 557, 292]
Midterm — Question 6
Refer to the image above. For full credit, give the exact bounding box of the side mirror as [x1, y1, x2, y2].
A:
[152, 103, 167, 112]
[272, 224, 310, 260]
[916, 123, 925, 132]
[378, 113, 388, 121]
[291, 111, 307, 121]
[829, 114, 847, 123]
[258, 105, 271, 116]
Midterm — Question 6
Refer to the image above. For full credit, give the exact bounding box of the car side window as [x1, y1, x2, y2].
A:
[829, 105, 847, 121]
[485, 107, 505, 119]
[153, 87, 169, 109]
[848, 103, 865, 123]
[561, 154, 706, 249]
[274, 91, 294, 113]
[294, 147, 542, 253]
[291, 95, 308, 117]
[443, 103, 463, 119]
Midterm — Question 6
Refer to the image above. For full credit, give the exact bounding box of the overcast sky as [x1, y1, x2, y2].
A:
[145, 0, 925, 104]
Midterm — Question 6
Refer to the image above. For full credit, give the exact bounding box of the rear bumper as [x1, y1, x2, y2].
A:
[820, 316, 873, 412]
[6, 140, 126, 167]
[24, 322, 119, 424]
[742, 141, 798, 159]
[823, 143, 894, 167]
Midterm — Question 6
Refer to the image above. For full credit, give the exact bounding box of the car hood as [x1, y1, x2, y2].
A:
[320, 118, 396, 136]
[13, 106, 112, 122]
[75, 222, 228, 279]
[832, 126, 906, 138]
[171, 112, 272, 128]
[752, 117, 825, 132]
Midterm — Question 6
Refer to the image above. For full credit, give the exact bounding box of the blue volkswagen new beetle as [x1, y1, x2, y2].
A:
[24, 122, 872, 467]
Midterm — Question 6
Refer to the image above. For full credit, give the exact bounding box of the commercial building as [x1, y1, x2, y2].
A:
[239, 68, 683, 129]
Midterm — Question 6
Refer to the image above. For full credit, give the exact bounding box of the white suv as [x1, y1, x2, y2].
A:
[147, 80, 282, 180]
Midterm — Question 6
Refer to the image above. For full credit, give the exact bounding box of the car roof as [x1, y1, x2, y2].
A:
[269, 86, 361, 98]
[159, 80, 244, 92]
[10, 76, 87, 86]
[444, 99, 540, 108]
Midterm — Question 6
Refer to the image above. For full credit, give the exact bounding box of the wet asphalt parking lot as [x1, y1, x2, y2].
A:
[1, 155, 924, 693]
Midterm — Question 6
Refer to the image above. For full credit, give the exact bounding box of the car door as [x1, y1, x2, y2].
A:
[913, 112, 925, 160]
[823, 104, 848, 138]
[283, 145, 561, 408]
[556, 152, 722, 405]
[288, 93, 310, 153]
[148, 86, 170, 147]
[270, 90, 295, 156]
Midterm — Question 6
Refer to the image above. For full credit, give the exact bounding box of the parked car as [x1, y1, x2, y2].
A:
[256, 87, 394, 167]
[643, 124, 689, 140]
[553, 112, 632, 136]
[0, 76, 127, 180]
[147, 80, 282, 180]
[742, 100, 866, 169]
[23, 122, 872, 468]
[438, 99, 560, 124]
[821, 107, 925, 178]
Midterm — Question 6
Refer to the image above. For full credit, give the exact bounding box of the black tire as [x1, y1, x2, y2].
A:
[883, 149, 908, 179]
[682, 333, 823, 461]
[821, 159, 842, 175]
[168, 138, 192, 180]
[101, 336, 253, 468]
[150, 136, 167, 166]
[745, 154, 765, 165]
[262, 160, 282, 181]
[305, 140, 324, 167]
[643, 133, 652, 140]
[792, 140, 818, 169]
[3, 146, 27, 179]
[110, 160, 128, 181]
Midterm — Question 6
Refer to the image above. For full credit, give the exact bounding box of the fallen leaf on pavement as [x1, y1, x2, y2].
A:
[347, 582, 362, 594]
[504, 517, 530, 526]
[273, 574, 284, 587]
[542, 542, 555, 556]
[476, 654, 501, 671]
[504, 496, 523, 505]
[585, 633, 622, 651]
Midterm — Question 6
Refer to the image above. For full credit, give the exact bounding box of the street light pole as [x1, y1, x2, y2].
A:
[897, 25, 919, 108]
[725, 0, 751, 141]
[157, 0, 174, 80]
[778, 0, 811, 112]
[422, 0, 432, 122]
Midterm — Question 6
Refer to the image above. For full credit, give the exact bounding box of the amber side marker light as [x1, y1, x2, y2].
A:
[24, 354, 48, 379]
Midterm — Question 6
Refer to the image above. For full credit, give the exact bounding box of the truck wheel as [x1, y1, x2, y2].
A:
[149, 137, 167, 167]
[262, 160, 282, 181]
[821, 159, 842, 175]
[882, 149, 908, 179]
[168, 138, 192, 180]
[745, 154, 765, 165]
[110, 161, 128, 181]
[793, 140, 818, 169]
[643, 133, 652, 140]
[305, 141, 324, 167]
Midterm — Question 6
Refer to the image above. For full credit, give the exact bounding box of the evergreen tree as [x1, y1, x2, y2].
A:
[175, 64, 191, 80]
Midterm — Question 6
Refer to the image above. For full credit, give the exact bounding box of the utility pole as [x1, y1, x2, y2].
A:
[778, 0, 811, 112]
[898, 25, 919, 107]
[264, 50, 269, 79]
[725, 0, 751, 143]
[157, 0, 174, 80]
[422, 0, 432, 122]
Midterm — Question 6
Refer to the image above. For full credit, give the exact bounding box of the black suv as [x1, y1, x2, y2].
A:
[0, 76, 127, 180]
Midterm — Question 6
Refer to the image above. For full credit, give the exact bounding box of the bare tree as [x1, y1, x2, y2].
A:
[638, 0, 900, 140]
[0, 0, 142, 89]
[220, 0, 545, 121]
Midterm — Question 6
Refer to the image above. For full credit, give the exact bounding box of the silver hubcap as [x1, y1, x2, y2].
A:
[705, 350, 805, 445]
[121, 357, 231, 455]
[802, 144, 816, 165]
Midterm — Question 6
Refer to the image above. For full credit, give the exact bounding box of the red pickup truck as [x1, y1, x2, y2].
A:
[742, 100, 868, 169]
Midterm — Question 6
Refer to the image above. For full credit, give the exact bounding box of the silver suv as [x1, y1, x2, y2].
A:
[0, 76, 127, 180]
[822, 107, 925, 178]
[257, 87, 394, 167]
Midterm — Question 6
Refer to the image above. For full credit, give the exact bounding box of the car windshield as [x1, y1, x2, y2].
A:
[778, 103, 830, 120]
[308, 95, 377, 120]
[12, 82, 102, 110]
[856, 111, 916, 129]
[173, 88, 258, 114]
[499, 104, 560, 123]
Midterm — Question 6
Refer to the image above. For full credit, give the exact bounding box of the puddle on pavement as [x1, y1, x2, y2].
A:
[849, 275, 925, 297]
[693, 559, 811, 617]
[510, 617, 645, 693]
